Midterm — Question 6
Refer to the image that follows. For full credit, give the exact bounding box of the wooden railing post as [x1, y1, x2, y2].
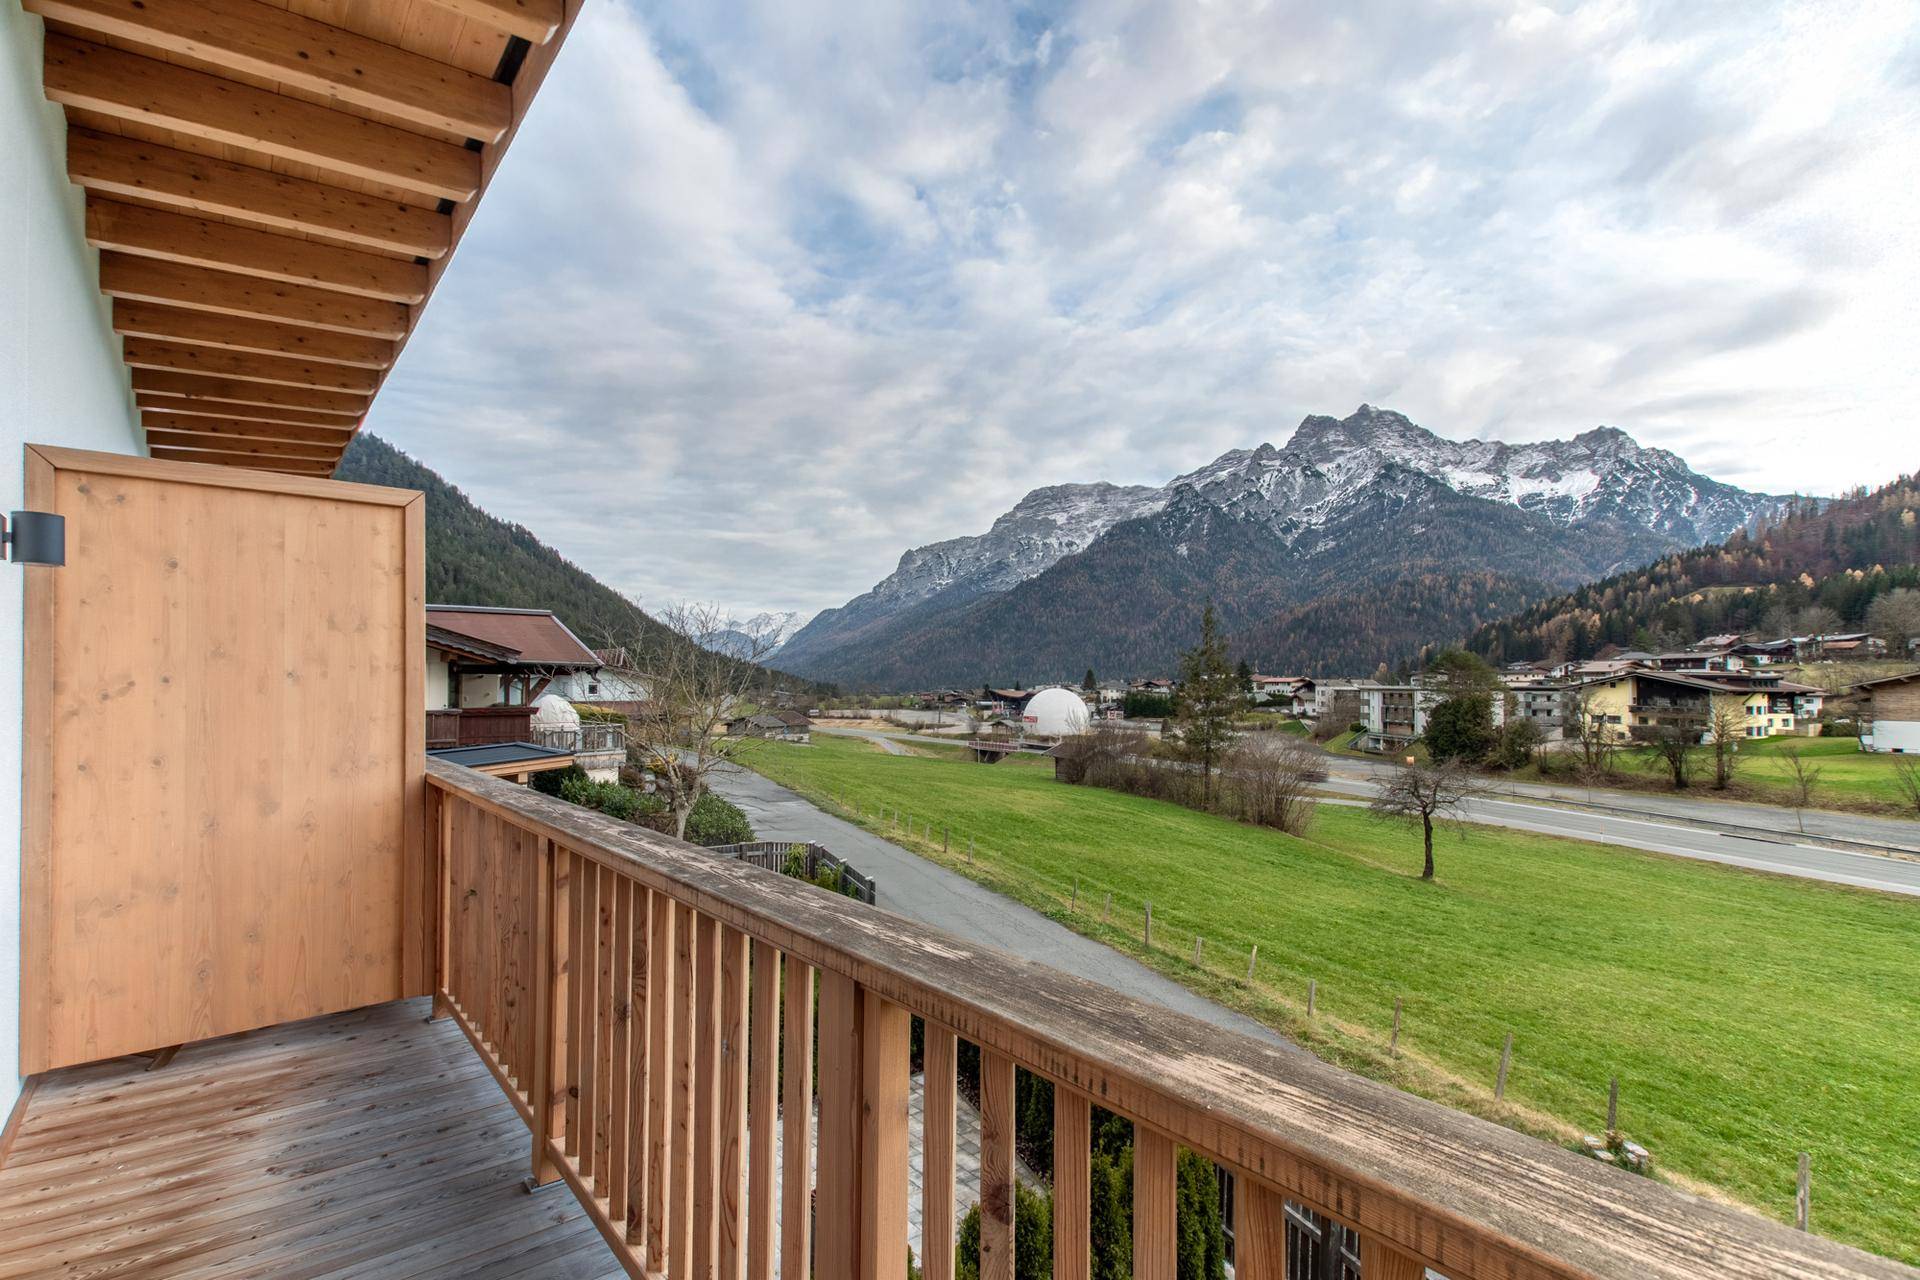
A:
[1053, 1088, 1090, 1280]
[858, 989, 909, 1280]
[1233, 1179, 1287, 1280]
[817, 970, 864, 1278]
[922, 1026, 957, 1280]
[431, 786, 452, 1021]
[780, 957, 816, 1280]
[1360, 1237, 1425, 1280]
[979, 1050, 1015, 1280]
[1133, 1127, 1177, 1280]
[528, 839, 563, 1186]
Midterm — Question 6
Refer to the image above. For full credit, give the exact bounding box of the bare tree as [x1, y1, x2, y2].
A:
[1890, 756, 1920, 818]
[1223, 733, 1328, 835]
[1779, 745, 1823, 813]
[1866, 588, 1920, 655]
[608, 601, 792, 843]
[1707, 702, 1745, 791]
[1568, 685, 1618, 778]
[1643, 709, 1703, 790]
[1368, 760, 1488, 880]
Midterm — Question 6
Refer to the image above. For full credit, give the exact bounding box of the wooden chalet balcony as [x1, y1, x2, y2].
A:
[3, 759, 1911, 1278]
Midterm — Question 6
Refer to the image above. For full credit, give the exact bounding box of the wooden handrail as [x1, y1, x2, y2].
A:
[426, 757, 1913, 1280]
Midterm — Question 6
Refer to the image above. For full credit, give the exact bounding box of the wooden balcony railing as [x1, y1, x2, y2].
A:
[426, 758, 1911, 1280]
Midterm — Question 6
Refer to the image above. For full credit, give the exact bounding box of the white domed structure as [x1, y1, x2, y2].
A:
[529, 692, 580, 734]
[1023, 687, 1091, 738]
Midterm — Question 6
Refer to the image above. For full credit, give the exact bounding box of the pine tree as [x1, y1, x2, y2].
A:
[1174, 604, 1244, 804]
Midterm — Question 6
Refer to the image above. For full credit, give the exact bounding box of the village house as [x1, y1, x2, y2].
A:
[1574, 669, 1822, 743]
[1853, 670, 1920, 753]
[727, 709, 814, 742]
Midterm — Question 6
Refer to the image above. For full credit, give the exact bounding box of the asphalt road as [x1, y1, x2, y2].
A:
[703, 761, 1300, 1053]
[817, 726, 1920, 897]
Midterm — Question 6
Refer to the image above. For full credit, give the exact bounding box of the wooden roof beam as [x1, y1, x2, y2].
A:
[120, 338, 381, 395]
[69, 131, 450, 260]
[42, 35, 480, 203]
[25, 0, 512, 141]
[143, 428, 339, 461]
[148, 445, 334, 474]
[130, 368, 370, 416]
[140, 411, 355, 447]
[136, 395, 362, 429]
[86, 198, 427, 303]
[100, 254, 411, 338]
[112, 301, 396, 370]
[419, 0, 563, 45]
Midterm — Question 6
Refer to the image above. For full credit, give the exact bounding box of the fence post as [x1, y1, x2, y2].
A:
[1244, 945, 1257, 982]
[1496, 1033, 1514, 1100]
[1102, 892, 1111, 922]
[967, 837, 974, 864]
[1391, 998, 1402, 1054]
[1307, 980, 1316, 1016]
[1144, 902, 1153, 947]
[1607, 1076, 1619, 1133]
[1071, 879, 1079, 911]
[1796, 1152, 1811, 1231]
[944, 826, 950, 854]
[1192, 936, 1203, 965]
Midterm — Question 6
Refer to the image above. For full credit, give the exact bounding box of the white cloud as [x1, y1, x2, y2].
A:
[368, 0, 1920, 619]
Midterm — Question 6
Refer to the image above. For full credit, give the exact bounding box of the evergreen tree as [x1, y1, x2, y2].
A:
[1174, 604, 1244, 803]
[1084, 667, 1099, 693]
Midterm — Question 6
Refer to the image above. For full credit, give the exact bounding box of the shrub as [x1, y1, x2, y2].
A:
[530, 764, 587, 797]
[1122, 690, 1174, 719]
[1220, 734, 1325, 835]
[572, 703, 628, 723]
[955, 1182, 1053, 1280]
[555, 775, 663, 825]
[1490, 717, 1543, 771]
[684, 792, 753, 846]
[1175, 1149, 1227, 1279]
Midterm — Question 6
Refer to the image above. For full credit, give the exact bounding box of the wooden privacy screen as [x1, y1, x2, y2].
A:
[20, 446, 426, 1073]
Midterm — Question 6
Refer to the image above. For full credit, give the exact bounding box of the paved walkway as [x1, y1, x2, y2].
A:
[705, 762, 1297, 1052]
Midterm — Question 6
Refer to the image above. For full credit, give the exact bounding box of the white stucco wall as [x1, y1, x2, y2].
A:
[1867, 720, 1920, 753]
[1, 9, 143, 1120]
[426, 652, 453, 710]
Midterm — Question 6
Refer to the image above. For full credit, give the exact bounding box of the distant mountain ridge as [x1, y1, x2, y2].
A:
[775, 406, 1788, 687]
[337, 433, 815, 689]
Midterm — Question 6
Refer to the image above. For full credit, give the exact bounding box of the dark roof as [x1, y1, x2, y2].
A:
[426, 605, 599, 667]
[426, 623, 520, 664]
[429, 742, 573, 768]
[1850, 669, 1920, 692]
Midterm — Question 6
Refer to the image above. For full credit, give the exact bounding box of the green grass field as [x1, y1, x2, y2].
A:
[1537, 736, 1919, 811]
[736, 734, 1920, 1262]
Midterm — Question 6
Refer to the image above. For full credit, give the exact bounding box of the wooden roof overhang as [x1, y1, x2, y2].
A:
[27, 0, 581, 477]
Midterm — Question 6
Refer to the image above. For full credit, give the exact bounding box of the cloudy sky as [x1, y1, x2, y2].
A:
[371, 0, 1920, 622]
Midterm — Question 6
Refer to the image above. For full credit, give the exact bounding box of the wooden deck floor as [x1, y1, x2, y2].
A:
[0, 999, 623, 1279]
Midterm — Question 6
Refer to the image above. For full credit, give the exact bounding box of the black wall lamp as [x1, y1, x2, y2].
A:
[2, 511, 65, 566]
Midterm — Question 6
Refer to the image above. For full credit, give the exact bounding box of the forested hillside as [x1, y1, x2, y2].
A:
[338, 433, 814, 687]
[1235, 571, 1546, 677]
[1453, 476, 1920, 664]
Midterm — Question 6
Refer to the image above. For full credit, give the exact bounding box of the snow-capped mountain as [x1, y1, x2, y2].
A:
[776, 406, 1786, 685]
[1173, 407, 1767, 548]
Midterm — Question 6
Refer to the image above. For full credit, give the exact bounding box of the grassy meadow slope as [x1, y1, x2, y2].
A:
[737, 734, 1919, 1262]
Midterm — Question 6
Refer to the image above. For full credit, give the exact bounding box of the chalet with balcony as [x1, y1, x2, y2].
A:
[0, 2, 1909, 1278]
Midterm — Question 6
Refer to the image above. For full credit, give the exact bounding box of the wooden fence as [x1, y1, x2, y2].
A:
[707, 840, 877, 905]
[426, 757, 1912, 1280]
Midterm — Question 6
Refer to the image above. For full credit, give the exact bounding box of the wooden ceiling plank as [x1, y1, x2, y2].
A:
[144, 428, 339, 460]
[25, 0, 512, 141]
[100, 253, 411, 338]
[69, 130, 451, 259]
[137, 394, 362, 428]
[140, 410, 355, 445]
[42, 35, 481, 202]
[148, 445, 335, 473]
[120, 337, 381, 394]
[86, 197, 427, 303]
[112, 301, 396, 369]
[130, 367, 370, 416]
[417, 0, 562, 45]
